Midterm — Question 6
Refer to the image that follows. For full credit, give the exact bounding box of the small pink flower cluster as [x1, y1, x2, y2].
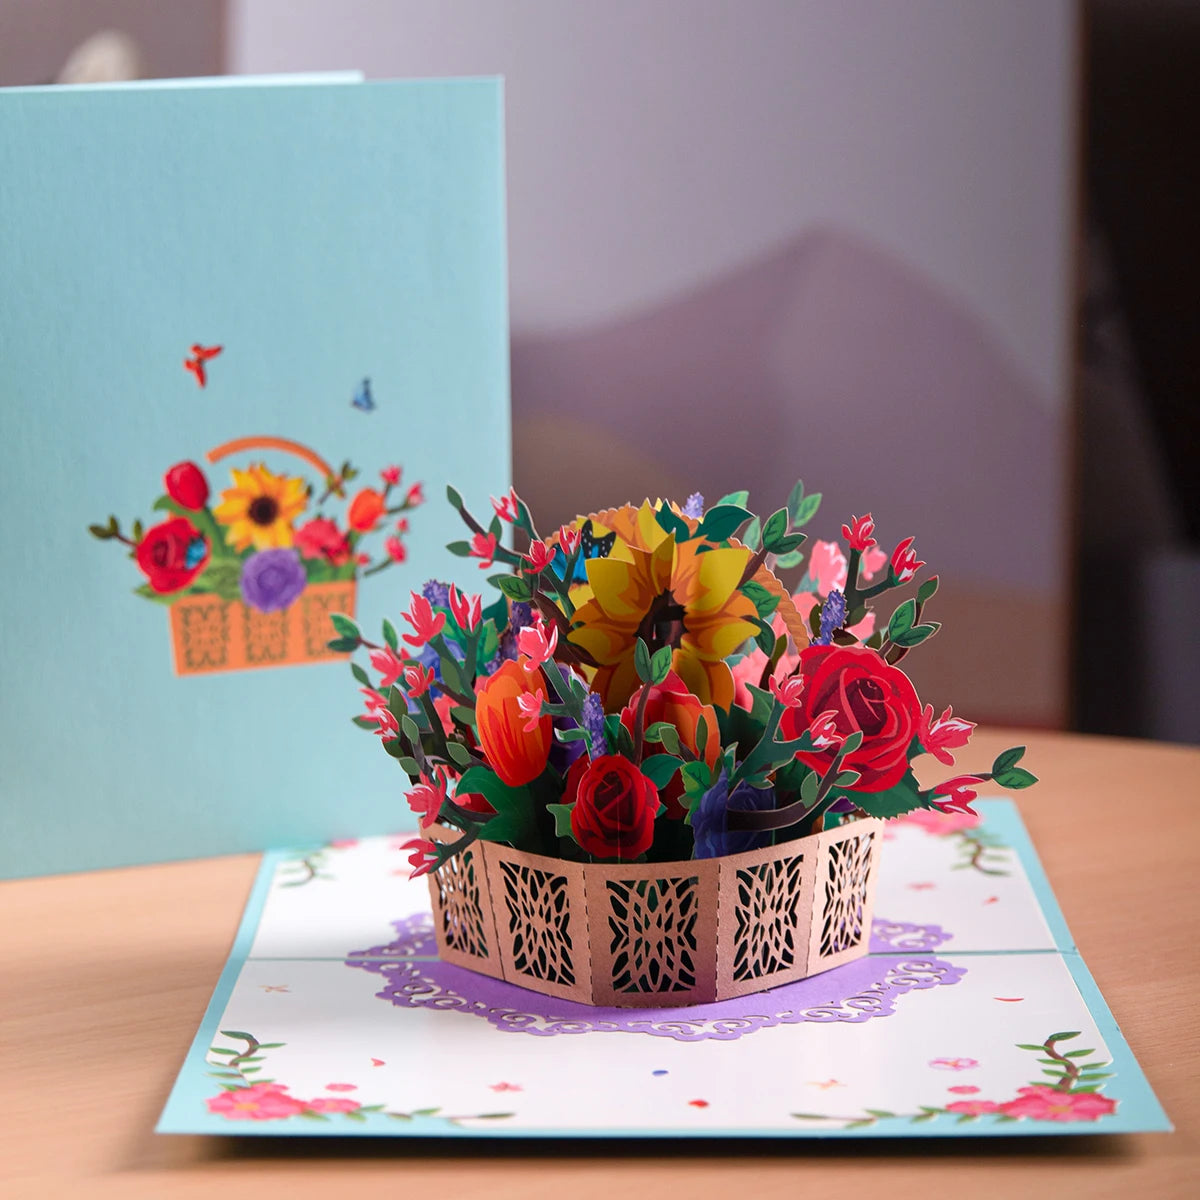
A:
[206, 1082, 364, 1122]
[946, 1085, 1117, 1123]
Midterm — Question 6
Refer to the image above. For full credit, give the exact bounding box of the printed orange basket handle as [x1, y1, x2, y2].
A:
[169, 436, 357, 676]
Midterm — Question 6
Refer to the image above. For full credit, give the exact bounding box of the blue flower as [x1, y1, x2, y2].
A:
[692, 770, 775, 859]
[239, 549, 306, 613]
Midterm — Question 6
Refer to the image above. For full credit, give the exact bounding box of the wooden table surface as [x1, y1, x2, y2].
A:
[3, 728, 1198, 1199]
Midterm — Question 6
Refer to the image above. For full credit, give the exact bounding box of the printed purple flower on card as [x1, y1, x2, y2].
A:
[240, 548, 306, 613]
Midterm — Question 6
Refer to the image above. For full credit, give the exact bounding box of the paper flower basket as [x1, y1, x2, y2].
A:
[90, 437, 423, 676]
[343, 483, 1037, 1009]
[425, 815, 881, 1006]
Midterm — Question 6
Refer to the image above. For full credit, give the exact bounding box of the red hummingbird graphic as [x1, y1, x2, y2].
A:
[183, 343, 223, 387]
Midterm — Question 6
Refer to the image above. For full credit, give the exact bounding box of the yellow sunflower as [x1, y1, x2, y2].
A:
[568, 522, 760, 711]
[561, 501, 809, 710]
[213, 463, 308, 552]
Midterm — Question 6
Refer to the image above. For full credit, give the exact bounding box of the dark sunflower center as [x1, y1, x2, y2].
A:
[636, 589, 688, 653]
[248, 496, 279, 526]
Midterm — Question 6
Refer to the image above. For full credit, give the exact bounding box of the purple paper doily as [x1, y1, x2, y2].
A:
[345, 914, 964, 1043]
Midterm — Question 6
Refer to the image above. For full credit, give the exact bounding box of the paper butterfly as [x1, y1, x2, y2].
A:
[351, 378, 375, 413]
[553, 519, 617, 583]
[183, 343, 222, 388]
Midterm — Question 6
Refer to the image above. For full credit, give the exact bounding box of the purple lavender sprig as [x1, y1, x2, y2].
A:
[815, 587, 847, 646]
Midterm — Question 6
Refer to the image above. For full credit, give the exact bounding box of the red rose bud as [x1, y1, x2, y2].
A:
[781, 644, 922, 792]
[890, 536, 925, 583]
[841, 512, 876, 553]
[163, 461, 210, 510]
[570, 754, 659, 860]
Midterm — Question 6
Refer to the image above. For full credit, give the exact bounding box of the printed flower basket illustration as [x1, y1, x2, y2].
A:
[424, 815, 881, 1006]
[342, 482, 1038, 1011]
[90, 436, 423, 676]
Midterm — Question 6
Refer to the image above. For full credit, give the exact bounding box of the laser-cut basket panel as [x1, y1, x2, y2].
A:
[424, 818, 881, 1006]
[808, 821, 882, 974]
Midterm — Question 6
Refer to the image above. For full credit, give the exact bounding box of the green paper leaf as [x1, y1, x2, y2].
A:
[785, 479, 805, 524]
[841, 730, 864, 754]
[792, 491, 822, 526]
[446, 484, 463, 509]
[351, 662, 371, 687]
[382, 618, 399, 652]
[995, 766, 1038, 790]
[760, 507, 790, 552]
[770, 531, 807, 554]
[446, 540, 472, 557]
[326, 636, 359, 653]
[493, 575, 533, 602]
[800, 769, 820, 803]
[445, 741, 472, 767]
[889, 621, 941, 649]
[679, 760, 713, 797]
[917, 575, 940, 605]
[1063, 1049, 1096, 1058]
[742, 580, 781, 619]
[992, 745, 1025, 773]
[887, 599, 916, 641]
[330, 612, 360, 641]
[547, 804, 578, 839]
[650, 644, 673, 685]
[640, 754, 682, 788]
[1047, 1031, 1081, 1042]
[835, 769, 861, 787]
[351, 715, 377, 730]
[655, 502, 692, 541]
[397, 756, 420, 776]
[850, 768, 924, 819]
[741, 516, 761, 551]
[696, 503, 755, 543]
[634, 637, 653, 684]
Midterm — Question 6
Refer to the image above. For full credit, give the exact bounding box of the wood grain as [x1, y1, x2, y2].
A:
[2, 728, 1197, 1199]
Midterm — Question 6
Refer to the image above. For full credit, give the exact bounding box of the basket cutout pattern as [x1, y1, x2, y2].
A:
[425, 817, 881, 1007]
[499, 860, 577, 986]
[606, 875, 700, 995]
[731, 853, 808, 982]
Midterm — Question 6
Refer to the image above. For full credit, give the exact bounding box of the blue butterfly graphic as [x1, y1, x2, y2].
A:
[351, 378, 375, 413]
[552, 519, 617, 583]
[184, 537, 207, 569]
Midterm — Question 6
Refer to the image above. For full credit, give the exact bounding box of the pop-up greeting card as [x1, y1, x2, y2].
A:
[341, 487, 1037, 1007]
[159, 486, 1169, 1137]
[0, 76, 510, 878]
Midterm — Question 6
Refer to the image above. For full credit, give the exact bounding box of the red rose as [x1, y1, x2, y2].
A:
[781, 644, 921, 791]
[163, 461, 210, 510]
[135, 516, 209, 594]
[570, 754, 659, 860]
[619, 672, 719, 819]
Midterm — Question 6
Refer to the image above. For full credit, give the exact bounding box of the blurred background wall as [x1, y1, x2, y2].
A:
[4, 0, 1193, 741]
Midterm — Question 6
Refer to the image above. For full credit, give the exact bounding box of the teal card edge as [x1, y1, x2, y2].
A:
[156, 801, 1172, 1138]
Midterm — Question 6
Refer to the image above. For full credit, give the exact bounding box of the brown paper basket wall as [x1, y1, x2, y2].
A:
[425, 817, 881, 1007]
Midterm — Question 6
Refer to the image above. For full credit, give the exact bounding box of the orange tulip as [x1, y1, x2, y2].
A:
[348, 487, 387, 532]
[475, 658, 553, 787]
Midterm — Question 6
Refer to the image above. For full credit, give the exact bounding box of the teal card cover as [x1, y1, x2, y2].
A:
[0, 77, 510, 878]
